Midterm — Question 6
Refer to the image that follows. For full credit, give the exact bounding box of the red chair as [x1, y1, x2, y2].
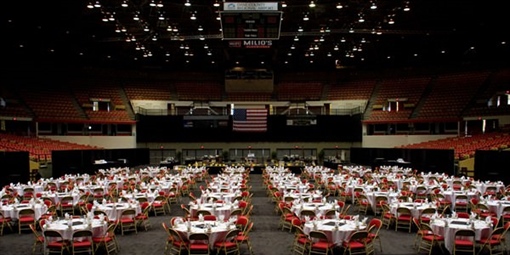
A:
[187, 233, 210, 255]
[309, 230, 335, 255]
[213, 229, 240, 255]
[341, 230, 374, 255]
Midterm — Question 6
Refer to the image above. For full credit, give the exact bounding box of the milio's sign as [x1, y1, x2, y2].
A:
[228, 40, 273, 49]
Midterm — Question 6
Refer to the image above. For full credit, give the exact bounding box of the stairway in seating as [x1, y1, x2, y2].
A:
[410, 76, 436, 118]
[118, 85, 136, 119]
[363, 80, 382, 119]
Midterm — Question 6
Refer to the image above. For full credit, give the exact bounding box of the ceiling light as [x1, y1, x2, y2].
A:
[121, 27, 127, 32]
[340, 37, 346, 42]
[213, 1, 220, 7]
[388, 18, 394, 24]
[115, 26, 121, 33]
[152, 35, 158, 41]
[158, 13, 165, 20]
[203, 44, 208, 49]
[102, 16, 109, 22]
[87, 2, 94, 8]
[157, 1, 164, 7]
[185, 0, 191, 7]
[349, 27, 354, 33]
[199, 36, 205, 40]
[180, 44, 185, 49]
[294, 36, 299, 41]
[336, 2, 343, 9]
[303, 14, 309, 21]
[143, 26, 150, 32]
[282, 1, 287, 8]
[319, 37, 324, 42]
[133, 14, 139, 21]
[309, 1, 315, 8]
[370, 2, 377, 9]
[361, 38, 366, 43]
[403, 2, 410, 11]
[207, 51, 212, 56]
[287, 52, 292, 56]
[314, 45, 319, 50]
[131, 35, 136, 41]
[358, 14, 365, 23]
[290, 44, 295, 49]
[298, 26, 303, 32]
[198, 26, 203, 31]
[93, 1, 101, 8]
[334, 45, 339, 50]
[108, 14, 115, 21]
[327, 52, 332, 57]
[150, 0, 156, 7]
[216, 16, 221, 20]
[173, 26, 179, 32]
[166, 52, 170, 57]
[190, 13, 196, 20]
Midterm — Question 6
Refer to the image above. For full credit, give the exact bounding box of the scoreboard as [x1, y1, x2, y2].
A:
[220, 2, 282, 40]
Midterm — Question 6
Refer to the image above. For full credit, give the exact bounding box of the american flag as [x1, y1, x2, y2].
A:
[232, 108, 267, 132]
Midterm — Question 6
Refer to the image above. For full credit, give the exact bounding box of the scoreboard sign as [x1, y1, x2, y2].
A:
[220, 2, 282, 40]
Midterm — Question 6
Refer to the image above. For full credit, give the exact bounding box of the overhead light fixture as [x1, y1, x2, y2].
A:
[336, 2, 343, 9]
[361, 38, 366, 43]
[87, 2, 94, 8]
[121, 27, 127, 32]
[184, 0, 191, 7]
[157, 1, 164, 7]
[340, 37, 346, 42]
[173, 26, 179, 32]
[327, 52, 332, 57]
[93, 1, 101, 8]
[297, 26, 303, 32]
[203, 44, 208, 49]
[294, 36, 299, 41]
[198, 26, 203, 31]
[190, 13, 196, 20]
[158, 13, 165, 20]
[281, 1, 287, 8]
[207, 51, 212, 56]
[358, 14, 365, 23]
[303, 14, 309, 21]
[108, 14, 115, 21]
[388, 18, 394, 24]
[152, 35, 158, 41]
[150, 0, 156, 7]
[143, 26, 150, 32]
[133, 14, 140, 21]
[287, 52, 292, 56]
[370, 1, 377, 10]
[213, 1, 220, 7]
[333, 45, 339, 50]
[349, 27, 354, 33]
[403, 2, 410, 11]
[102, 16, 109, 22]
[309, 1, 315, 8]
[290, 44, 295, 49]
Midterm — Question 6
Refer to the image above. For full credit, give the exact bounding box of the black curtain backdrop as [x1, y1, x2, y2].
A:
[0, 151, 30, 187]
[52, 148, 150, 177]
[350, 147, 455, 175]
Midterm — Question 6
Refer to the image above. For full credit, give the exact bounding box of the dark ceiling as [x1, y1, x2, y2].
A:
[3, 0, 509, 73]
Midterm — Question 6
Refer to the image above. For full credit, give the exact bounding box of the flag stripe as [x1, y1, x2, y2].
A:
[233, 108, 267, 132]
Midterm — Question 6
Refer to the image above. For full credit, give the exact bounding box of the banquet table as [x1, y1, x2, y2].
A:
[390, 202, 438, 219]
[430, 217, 492, 253]
[481, 200, 510, 218]
[93, 202, 141, 221]
[189, 202, 238, 219]
[0, 203, 47, 220]
[43, 217, 108, 240]
[303, 218, 368, 246]
[173, 219, 237, 248]
[291, 202, 337, 218]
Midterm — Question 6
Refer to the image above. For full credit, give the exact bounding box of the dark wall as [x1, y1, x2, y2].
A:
[350, 147, 455, 175]
[0, 151, 30, 187]
[136, 114, 362, 143]
[52, 148, 150, 177]
[474, 150, 510, 184]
